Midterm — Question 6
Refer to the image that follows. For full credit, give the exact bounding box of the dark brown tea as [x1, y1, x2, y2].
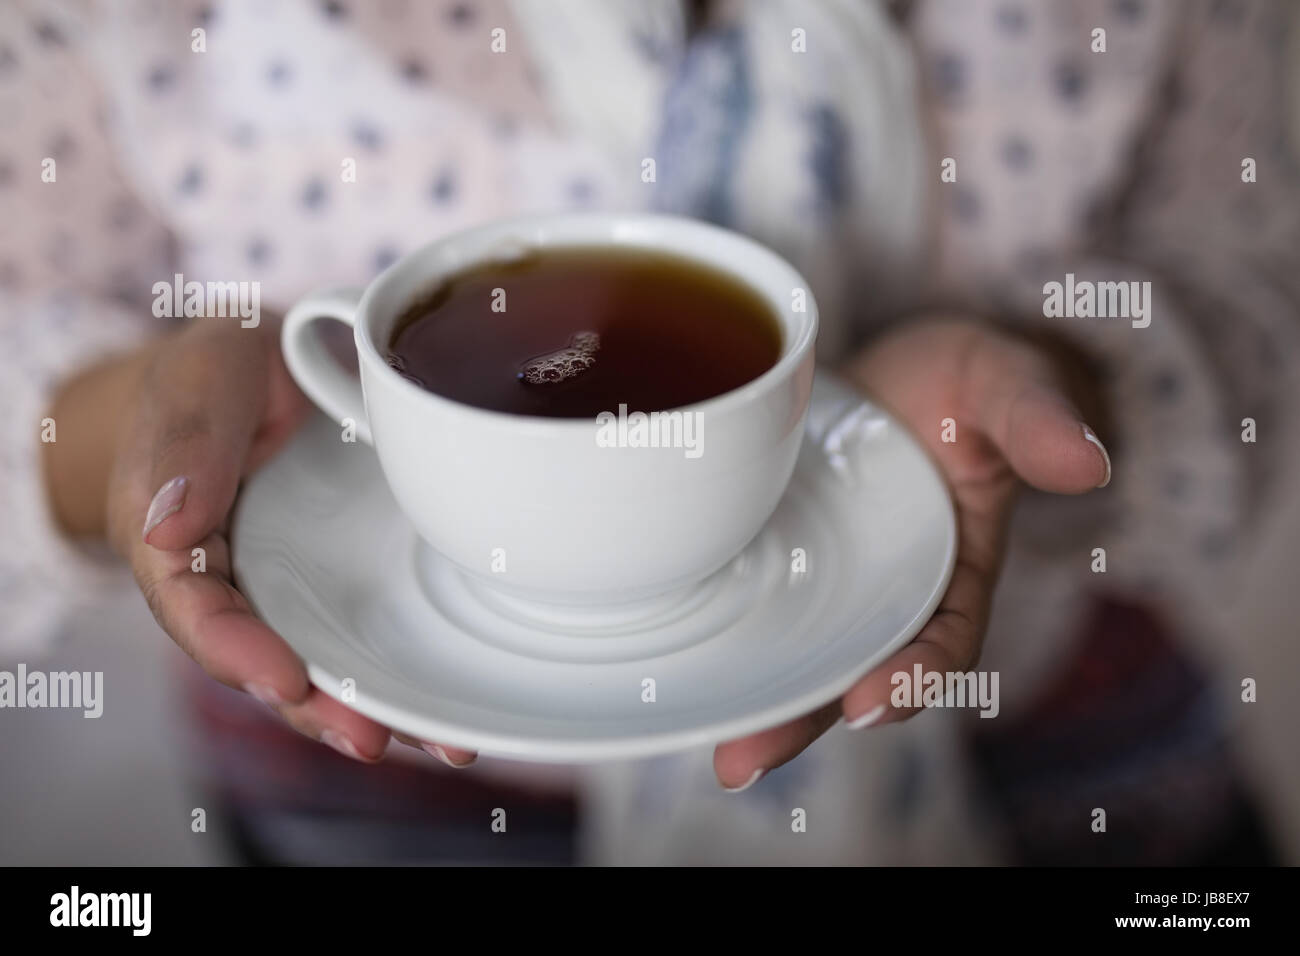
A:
[385, 246, 782, 418]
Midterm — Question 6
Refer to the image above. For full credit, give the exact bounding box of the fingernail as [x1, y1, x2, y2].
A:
[142, 476, 189, 542]
[847, 703, 887, 730]
[242, 682, 282, 708]
[723, 769, 764, 794]
[1082, 425, 1111, 488]
[423, 742, 476, 769]
[321, 729, 363, 761]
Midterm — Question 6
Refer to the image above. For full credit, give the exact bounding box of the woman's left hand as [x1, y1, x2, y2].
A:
[712, 318, 1111, 790]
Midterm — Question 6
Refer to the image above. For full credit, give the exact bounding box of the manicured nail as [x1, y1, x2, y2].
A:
[423, 742, 476, 769]
[243, 682, 282, 708]
[723, 769, 764, 793]
[142, 476, 189, 541]
[1082, 425, 1111, 488]
[321, 729, 362, 761]
[847, 703, 887, 730]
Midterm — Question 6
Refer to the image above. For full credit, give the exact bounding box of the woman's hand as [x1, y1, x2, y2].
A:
[712, 318, 1111, 791]
[58, 318, 478, 767]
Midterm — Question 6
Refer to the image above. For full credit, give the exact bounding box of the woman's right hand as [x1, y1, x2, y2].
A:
[95, 317, 477, 767]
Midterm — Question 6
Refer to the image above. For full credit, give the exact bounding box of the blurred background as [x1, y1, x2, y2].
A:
[3, 0, 1299, 865]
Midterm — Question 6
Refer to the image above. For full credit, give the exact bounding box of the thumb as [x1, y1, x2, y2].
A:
[137, 348, 268, 551]
[970, 348, 1111, 495]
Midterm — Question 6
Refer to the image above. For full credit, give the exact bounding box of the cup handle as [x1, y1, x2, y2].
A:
[281, 287, 372, 446]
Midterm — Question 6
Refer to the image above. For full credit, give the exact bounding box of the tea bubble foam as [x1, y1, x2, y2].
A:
[519, 331, 600, 385]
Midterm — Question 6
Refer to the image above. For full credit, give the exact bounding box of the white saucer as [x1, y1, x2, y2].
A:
[230, 374, 956, 762]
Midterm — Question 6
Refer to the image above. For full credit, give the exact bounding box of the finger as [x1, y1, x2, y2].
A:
[391, 731, 479, 768]
[273, 688, 392, 763]
[967, 338, 1111, 494]
[246, 331, 313, 473]
[132, 532, 311, 707]
[842, 529, 995, 728]
[134, 336, 271, 551]
[712, 702, 842, 791]
[107, 329, 313, 707]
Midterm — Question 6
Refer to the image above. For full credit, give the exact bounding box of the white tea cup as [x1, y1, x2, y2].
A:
[281, 213, 817, 610]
